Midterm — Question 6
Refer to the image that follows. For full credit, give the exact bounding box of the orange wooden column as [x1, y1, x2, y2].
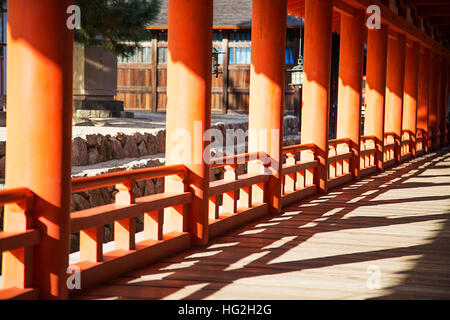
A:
[3, 0, 73, 299]
[301, 0, 333, 192]
[336, 11, 365, 181]
[428, 53, 439, 149]
[165, 0, 212, 245]
[385, 33, 406, 163]
[436, 56, 444, 148]
[365, 24, 389, 171]
[441, 59, 449, 146]
[248, 0, 287, 213]
[417, 48, 431, 151]
[402, 41, 420, 157]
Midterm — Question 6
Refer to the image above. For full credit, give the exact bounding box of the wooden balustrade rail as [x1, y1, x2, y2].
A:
[327, 138, 352, 188]
[208, 151, 272, 238]
[328, 138, 352, 149]
[210, 152, 263, 169]
[383, 132, 397, 165]
[72, 164, 187, 192]
[0, 131, 434, 298]
[69, 164, 191, 291]
[360, 135, 377, 176]
[416, 128, 427, 153]
[0, 188, 39, 299]
[281, 143, 318, 206]
[401, 129, 415, 159]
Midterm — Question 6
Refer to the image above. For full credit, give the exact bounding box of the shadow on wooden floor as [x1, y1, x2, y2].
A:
[73, 148, 450, 300]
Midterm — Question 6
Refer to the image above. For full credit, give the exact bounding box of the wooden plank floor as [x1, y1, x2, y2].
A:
[73, 148, 450, 300]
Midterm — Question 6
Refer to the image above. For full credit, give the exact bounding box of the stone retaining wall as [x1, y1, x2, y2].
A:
[1, 116, 300, 253]
[0, 116, 300, 178]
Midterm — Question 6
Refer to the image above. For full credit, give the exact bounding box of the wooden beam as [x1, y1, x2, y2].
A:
[341, 0, 450, 58]
[428, 16, 450, 26]
[417, 5, 450, 17]
[403, 0, 450, 5]
[333, 0, 356, 16]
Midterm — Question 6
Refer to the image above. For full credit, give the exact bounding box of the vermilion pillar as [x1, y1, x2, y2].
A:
[365, 24, 389, 171]
[428, 53, 439, 149]
[301, 0, 333, 192]
[3, 0, 73, 299]
[165, 0, 212, 245]
[336, 11, 365, 180]
[417, 48, 431, 151]
[248, 0, 287, 213]
[442, 59, 449, 146]
[385, 33, 406, 163]
[436, 56, 444, 148]
[402, 41, 420, 157]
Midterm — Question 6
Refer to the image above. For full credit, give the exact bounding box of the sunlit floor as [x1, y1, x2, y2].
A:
[73, 148, 450, 300]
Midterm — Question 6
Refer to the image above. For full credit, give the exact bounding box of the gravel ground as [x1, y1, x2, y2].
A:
[0, 112, 249, 141]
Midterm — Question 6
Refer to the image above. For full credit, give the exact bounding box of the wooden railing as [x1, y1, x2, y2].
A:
[360, 135, 377, 177]
[0, 188, 39, 299]
[281, 143, 318, 206]
[416, 128, 427, 154]
[208, 152, 271, 238]
[401, 129, 414, 160]
[383, 132, 397, 167]
[327, 138, 353, 188]
[69, 164, 192, 290]
[428, 127, 436, 149]
[0, 132, 433, 298]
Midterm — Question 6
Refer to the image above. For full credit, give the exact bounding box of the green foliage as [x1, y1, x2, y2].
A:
[74, 0, 161, 57]
[0, 0, 161, 57]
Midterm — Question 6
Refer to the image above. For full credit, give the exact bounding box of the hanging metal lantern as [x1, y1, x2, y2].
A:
[288, 15, 304, 88]
[288, 56, 304, 87]
[212, 47, 220, 78]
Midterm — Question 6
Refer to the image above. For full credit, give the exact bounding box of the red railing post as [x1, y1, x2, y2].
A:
[222, 165, 238, 214]
[1, 191, 34, 290]
[284, 152, 296, 194]
[115, 179, 136, 250]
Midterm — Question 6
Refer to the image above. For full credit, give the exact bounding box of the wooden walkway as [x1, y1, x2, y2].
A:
[73, 149, 450, 300]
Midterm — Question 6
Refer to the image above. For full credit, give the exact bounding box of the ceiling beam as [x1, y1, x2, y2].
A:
[340, 0, 450, 57]
[428, 16, 450, 25]
[333, 0, 356, 17]
[403, 0, 450, 5]
[417, 5, 450, 17]
[437, 25, 450, 33]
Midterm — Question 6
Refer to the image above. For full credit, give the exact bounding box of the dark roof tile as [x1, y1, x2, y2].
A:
[149, 0, 302, 28]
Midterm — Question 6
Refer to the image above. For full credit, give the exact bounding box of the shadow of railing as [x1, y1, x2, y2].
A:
[73, 148, 450, 299]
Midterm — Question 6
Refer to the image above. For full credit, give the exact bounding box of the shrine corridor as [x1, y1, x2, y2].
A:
[73, 148, 450, 300]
